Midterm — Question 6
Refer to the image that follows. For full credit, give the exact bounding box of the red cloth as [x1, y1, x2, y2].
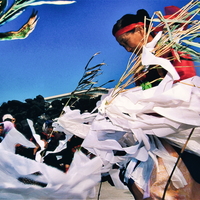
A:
[171, 51, 196, 81]
[164, 5, 180, 15]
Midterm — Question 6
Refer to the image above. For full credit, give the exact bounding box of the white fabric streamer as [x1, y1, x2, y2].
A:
[0, 34, 199, 199]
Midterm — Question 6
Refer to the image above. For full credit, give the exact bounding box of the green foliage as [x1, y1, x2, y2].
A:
[0, 0, 75, 40]
[61, 52, 113, 112]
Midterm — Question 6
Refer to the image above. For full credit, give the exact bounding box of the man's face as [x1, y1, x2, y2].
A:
[46, 127, 53, 135]
[53, 131, 66, 140]
[116, 30, 144, 54]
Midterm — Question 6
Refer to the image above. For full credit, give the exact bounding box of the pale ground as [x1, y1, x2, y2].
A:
[86, 181, 134, 200]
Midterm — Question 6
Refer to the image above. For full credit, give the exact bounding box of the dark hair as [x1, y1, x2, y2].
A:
[45, 120, 53, 128]
[112, 9, 151, 36]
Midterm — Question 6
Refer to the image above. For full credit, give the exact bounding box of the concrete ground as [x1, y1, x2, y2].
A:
[87, 181, 134, 200]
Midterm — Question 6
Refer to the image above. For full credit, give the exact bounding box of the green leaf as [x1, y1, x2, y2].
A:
[182, 40, 200, 48]
[84, 52, 100, 70]
[86, 63, 105, 71]
[82, 69, 101, 79]
[28, 0, 76, 6]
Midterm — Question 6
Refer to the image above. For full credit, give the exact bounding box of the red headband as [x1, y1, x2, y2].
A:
[114, 22, 144, 38]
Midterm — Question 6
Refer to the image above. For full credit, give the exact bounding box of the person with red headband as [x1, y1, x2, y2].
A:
[112, 9, 196, 87]
[112, 8, 199, 200]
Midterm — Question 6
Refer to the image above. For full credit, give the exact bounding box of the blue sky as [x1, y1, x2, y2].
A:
[1, 0, 199, 104]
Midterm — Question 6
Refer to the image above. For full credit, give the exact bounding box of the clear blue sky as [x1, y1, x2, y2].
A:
[1, 0, 199, 104]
